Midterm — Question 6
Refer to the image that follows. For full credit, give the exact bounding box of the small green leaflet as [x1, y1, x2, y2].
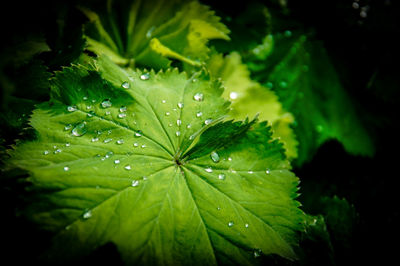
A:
[80, 0, 229, 69]
[8, 58, 303, 264]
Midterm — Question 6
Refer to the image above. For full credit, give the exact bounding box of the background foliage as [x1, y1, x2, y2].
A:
[1, 0, 399, 265]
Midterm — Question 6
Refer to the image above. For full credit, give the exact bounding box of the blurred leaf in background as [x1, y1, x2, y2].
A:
[80, 0, 229, 69]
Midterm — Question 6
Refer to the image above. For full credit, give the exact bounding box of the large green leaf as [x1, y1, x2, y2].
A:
[249, 34, 374, 165]
[80, 0, 229, 69]
[8, 58, 303, 264]
[207, 52, 298, 159]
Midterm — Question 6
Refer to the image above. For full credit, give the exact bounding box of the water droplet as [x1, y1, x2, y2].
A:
[161, 100, 166, 104]
[64, 124, 72, 131]
[124, 165, 131, 170]
[218, 173, 225, 180]
[248, 170, 254, 174]
[101, 99, 112, 108]
[146, 26, 156, 38]
[133, 142, 139, 147]
[217, 207, 221, 211]
[105, 151, 114, 158]
[253, 249, 262, 258]
[116, 139, 124, 145]
[229, 92, 238, 100]
[143, 176, 148, 181]
[135, 131, 143, 137]
[192, 78, 198, 83]
[63, 166, 69, 171]
[165, 112, 170, 116]
[119, 106, 127, 113]
[43, 150, 49, 155]
[176, 119, 182, 126]
[177, 102, 184, 109]
[140, 73, 150, 80]
[67, 106, 77, 112]
[54, 149, 62, 154]
[266, 169, 271, 174]
[82, 210, 92, 219]
[83, 96, 88, 101]
[193, 92, 204, 101]
[104, 138, 113, 143]
[189, 135, 195, 140]
[131, 180, 140, 187]
[118, 113, 127, 118]
[175, 131, 181, 137]
[186, 124, 191, 129]
[204, 119, 212, 125]
[228, 221, 234, 227]
[87, 111, 95, 118]
[228, 157, 232, 161]
[141, 144, 146, 148]
[210, 151, 220, 163]
[91, 137, 99, 142]
[86, 105, 92, 110]
[121, 81, 130, 89]
[245, 223, 249, 228]
[114, 159, 120, 164]
[91, 99, 96, 103]
[65, 143, 70, 147]
[205, 167, 213, 173]
[196, 111, 203, 117]
[105, 111, 111, 115]
[72, 122, 87, 137]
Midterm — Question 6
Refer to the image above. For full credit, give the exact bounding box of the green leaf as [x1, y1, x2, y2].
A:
[207, 52, 298, 159]
[250, 34, 375, 165]
[81, 0, 229, 69]
[8, 59, 303, 264]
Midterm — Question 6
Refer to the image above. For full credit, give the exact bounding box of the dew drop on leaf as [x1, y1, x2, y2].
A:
[228, 221, 234, 227]
[135, 131, 143, 137]
[114, 159, 120, 164]
[205, 167, 213, 173]
[105, 151, 114, 158]
[245, 223, 249, 228]
[43, 150, 49, 155]
[116, 139, 124, 145]
[131, 180, 140, 187]
[196, 111, 203, 117]
[83, 96, 88, 101]
[165, 112, 170, 116]
[119, 106, 127, 113]
[266, 169, 271, 174]
[141, 144, 146, 148]
[54, 149, 62, 154]
[248, 170, 254, 174]
[161, 100, 166, 104]
[121, 81, 130, 89]
[67, 106, 77, 112]
[253, 249, 262, 258]
[229, 92, 238, 100]
[140, 73, 150, 80]
[186, 124, 191, 129]
[65, 143, 70, 147]
[124, 165, 131, 170]
[177, 102, 184, 109]
[87, 111, 95, 118]
[82, 210, 92, 219]
[63, 166, 69, 171]
[175, 131, 181, 137]
[176, 119, 182, 126]
[71, 122, 87, 137]
[133, 142, 139, 147]
[104, 138, 112, 143]
[210, 151, 220, 163]
[64, 124, 72, 131]
[193, 92, 204, 101]
[218, 173, 225, 180]
[91, 137, 99, 142]
[101, 99, 112, 108]
[86, 105, 92, 110]
[118, 113, 127, 118]
[204, 119, 213, 125]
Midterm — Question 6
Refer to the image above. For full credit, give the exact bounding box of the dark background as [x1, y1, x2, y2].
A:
[1, 0, 399, 265]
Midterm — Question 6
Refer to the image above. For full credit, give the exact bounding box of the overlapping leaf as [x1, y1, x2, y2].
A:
[80, 0, 229, 69]
[8, 58, 303, 264]
[207, 52, 298, 159]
